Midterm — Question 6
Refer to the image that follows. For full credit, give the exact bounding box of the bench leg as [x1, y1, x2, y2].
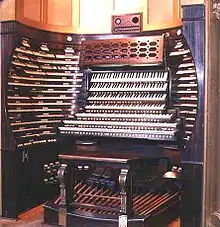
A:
[119, 168, 133, 217]
[58, 164, 67, 226]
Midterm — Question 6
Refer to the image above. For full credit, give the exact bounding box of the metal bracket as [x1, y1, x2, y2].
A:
[119, 215, 128, 227]
[119, 169, 129, 214]
[22, 150, 29, 163]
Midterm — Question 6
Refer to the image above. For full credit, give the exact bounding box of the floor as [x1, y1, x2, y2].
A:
[0, 205, 47, 226]
[0, 205, 180, 226]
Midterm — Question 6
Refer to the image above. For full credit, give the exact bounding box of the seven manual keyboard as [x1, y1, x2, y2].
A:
[59, 70, 183, 142]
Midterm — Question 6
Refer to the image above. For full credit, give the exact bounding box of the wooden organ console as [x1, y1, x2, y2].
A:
[0, 3, 204, 227]
[43, 29, 198, 227]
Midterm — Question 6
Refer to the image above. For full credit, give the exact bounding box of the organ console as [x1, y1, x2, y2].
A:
[0, 1, 205, 227]
[43, 28, 198, 226]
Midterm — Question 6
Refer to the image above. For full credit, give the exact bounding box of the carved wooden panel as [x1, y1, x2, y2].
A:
[80, 36, 164, 67]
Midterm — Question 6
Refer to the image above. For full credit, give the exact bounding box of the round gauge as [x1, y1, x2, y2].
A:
[115, 18, 121, 25]
[132, 17, 139, 24]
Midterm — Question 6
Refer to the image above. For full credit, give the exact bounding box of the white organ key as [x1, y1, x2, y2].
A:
[89, 82, 167, 92]
[90, 71, 168, 82]
[85, 103, 165, 111]
[87, 93, 167, 101]
[64, 120, 177, 129]
[59, 127, 176, 141]
[75, 113, 173, 121]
